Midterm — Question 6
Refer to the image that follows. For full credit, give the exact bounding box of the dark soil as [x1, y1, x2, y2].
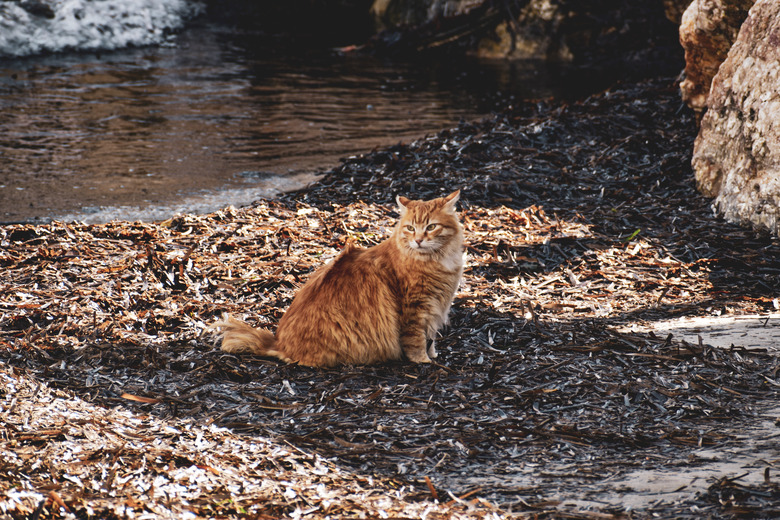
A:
[2, 77, 779, 519]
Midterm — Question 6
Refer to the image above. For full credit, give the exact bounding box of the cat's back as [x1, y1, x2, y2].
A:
[275, 238, 402, 366]
[308, 238, 395, 287]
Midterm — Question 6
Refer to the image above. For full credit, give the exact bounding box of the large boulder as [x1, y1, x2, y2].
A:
[692, 0, 780, 235]
[370, 0, 681, 66]
[678, 0, 755, 118]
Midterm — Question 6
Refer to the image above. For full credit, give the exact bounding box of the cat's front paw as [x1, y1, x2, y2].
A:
[427, 341, 438, 359]
[406, 350, 432, 364]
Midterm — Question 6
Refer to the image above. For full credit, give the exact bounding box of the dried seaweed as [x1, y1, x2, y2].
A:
[1, 77, 779, 519]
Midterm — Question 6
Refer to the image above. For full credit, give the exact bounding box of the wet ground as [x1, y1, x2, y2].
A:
[623, 314, 780, 352]
[1, 77, 779, 519]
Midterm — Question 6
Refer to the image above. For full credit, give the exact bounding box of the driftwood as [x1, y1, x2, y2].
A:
[1, 77, 779, 518]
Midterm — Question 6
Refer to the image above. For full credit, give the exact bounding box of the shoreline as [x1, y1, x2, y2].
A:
[2, 75, 779, 518]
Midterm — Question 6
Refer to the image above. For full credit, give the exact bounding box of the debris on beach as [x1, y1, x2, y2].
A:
[2, 77, 779, 518]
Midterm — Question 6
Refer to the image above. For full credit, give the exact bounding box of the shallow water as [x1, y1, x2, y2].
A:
[442, 404, 780, 512]
[0, 22, 569, 224]
[622, 313, 780, 353]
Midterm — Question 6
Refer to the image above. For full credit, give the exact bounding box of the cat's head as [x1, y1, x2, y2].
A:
[394, 190, 462, 255]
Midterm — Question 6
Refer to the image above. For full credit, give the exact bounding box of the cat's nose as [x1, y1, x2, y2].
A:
[415, 238, 424, 245]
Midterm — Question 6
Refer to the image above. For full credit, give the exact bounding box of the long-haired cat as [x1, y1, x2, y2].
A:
[213, 190, 463, 367]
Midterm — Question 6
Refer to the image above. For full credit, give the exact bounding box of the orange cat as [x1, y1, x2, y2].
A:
[214, 190, 464, 367]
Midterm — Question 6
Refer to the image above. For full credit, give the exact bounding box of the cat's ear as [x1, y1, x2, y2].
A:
[396, 195, 411, 214]
[442, 189, 461, 213]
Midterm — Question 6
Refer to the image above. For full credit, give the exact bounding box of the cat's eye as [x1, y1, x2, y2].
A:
[406, 225, 414, 232]
[426, 223, 437, 231]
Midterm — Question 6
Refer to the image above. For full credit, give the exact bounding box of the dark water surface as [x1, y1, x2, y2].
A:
[1, 23, 570, 224]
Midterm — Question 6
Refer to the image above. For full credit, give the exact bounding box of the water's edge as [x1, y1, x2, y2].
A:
[2, 22, 571, 225]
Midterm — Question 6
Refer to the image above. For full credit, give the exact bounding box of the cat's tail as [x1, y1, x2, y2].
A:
[210, 316, 293, 363]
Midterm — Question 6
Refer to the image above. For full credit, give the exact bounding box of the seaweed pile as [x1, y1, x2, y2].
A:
[1, 77, 779, 519]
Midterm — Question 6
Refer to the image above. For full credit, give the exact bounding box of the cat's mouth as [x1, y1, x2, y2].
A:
[409, 241, 437, 253]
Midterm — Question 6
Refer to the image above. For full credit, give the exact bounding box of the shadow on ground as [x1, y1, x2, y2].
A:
[2, 76, 779, 518]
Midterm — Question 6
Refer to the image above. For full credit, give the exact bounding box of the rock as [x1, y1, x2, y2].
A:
[692, 0, 780, 235]
[18, 0, 56, 19]
[474, 0, 569, 60]
[371, 0, 565, 59]
[678, 0, 755, 117]
[371, 0, 483, 30]
[371, 0, 681, 65]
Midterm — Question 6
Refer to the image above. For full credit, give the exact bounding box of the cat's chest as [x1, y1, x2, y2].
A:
[439, 247, 464, 274]
[402, 252, 462, 292]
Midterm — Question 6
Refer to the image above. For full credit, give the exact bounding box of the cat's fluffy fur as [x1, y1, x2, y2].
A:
[213, 190, 464, 367]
